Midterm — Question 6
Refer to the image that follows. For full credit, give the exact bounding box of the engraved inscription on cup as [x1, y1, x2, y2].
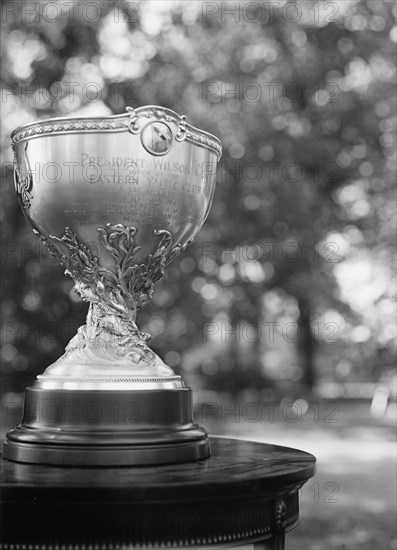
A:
[15, 131, 216, 270]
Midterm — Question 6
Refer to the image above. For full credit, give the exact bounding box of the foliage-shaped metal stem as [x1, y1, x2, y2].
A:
[34, 224, 192, 336]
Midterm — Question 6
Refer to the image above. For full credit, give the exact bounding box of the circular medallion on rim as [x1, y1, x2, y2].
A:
[141, 121, 174, 156]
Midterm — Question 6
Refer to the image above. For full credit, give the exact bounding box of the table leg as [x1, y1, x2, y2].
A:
[254, 531, 285, 550]
[254, 494, 287, 550]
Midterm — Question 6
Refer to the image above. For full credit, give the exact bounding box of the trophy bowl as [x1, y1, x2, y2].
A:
[4, 106, 222, 466]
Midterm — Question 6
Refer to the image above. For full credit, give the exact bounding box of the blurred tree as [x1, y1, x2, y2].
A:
[1, 0, 396, 397]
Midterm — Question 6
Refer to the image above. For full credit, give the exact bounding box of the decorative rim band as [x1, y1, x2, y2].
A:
[33, 374, 184, 390]
[11, 105, 222, 159]
[0, 517, 300, 549]
[36, 375, 182, 382]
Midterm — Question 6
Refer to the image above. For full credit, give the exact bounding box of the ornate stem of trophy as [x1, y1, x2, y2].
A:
[4, 105, 222, 466]
[34, 302, 184, 390]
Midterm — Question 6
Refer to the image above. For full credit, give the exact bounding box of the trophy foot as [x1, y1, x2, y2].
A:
[33, 304, 186, 390]
[3, 309, 211, 466]
[3, 388, 210, 466]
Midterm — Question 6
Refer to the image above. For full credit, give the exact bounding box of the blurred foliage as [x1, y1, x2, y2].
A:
[0, 0, 396, 397]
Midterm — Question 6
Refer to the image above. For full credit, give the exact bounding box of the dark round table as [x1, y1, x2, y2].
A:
[0, 437, 316, 549]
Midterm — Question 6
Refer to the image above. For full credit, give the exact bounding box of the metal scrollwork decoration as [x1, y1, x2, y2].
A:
[126, 106, 188, 145]
[126, 106, 140, 134]
[175, 114, 187, 142]
[13, 142, 33, 209]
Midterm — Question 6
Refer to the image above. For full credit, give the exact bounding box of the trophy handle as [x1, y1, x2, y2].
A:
[13, 142, 33, 209]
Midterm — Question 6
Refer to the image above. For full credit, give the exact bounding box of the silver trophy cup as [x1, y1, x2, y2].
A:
[4, 106, 222, 465]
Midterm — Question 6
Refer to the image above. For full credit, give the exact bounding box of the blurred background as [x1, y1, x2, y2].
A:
[0, 1, 396, 548]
